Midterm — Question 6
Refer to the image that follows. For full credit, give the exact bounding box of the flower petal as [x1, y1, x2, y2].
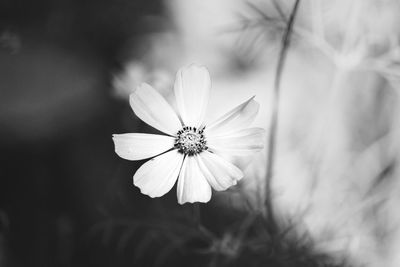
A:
[177, 155, 212, 204]
[113, 133, 175, 161]
[206, 97, 259, 136]
[133, 150, 184, 198]
[207, 128, 265, 156]
[130, 83, 182, 135]
[196, 151, 243, 191]
[174, 64, 211, 127]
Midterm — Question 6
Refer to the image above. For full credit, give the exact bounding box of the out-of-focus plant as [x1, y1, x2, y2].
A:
[88, 204, 349, 267]
[232, 1, 400, 266]
[101, 0, 400, 265]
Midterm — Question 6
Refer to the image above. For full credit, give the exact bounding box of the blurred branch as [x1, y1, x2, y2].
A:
[271, 0, 287, 21]
[246, 1, 275, 22]
[264, 0, 301, 230]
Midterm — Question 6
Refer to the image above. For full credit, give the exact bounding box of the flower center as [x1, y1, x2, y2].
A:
[175, 126, 207, 156]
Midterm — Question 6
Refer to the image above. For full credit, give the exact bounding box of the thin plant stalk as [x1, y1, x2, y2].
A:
[264, 0, 301, 231]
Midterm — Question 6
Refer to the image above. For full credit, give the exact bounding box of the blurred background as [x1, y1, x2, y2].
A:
[2, 0, 400, 266]
[0, 0, 169, 266]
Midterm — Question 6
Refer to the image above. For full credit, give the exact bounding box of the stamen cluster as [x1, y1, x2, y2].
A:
[175, 126, 207, 156]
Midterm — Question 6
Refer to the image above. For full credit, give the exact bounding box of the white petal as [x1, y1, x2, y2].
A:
[133, 150, 184, 198]
[176, 155, 212, 204]
[206, 97, 259, 136]
[112, 133, 175, 161]
[196, 151, 243, 191]
[130, 83, 182, 135]
[174, 64, 211, 127]
[207, 128, 265, 157]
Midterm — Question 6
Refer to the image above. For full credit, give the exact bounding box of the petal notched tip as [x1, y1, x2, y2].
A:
[112, 133, 175, 161]
[129, 82, 151, 98]
[178, 195, 211, 205]
[181, 63, 210, 72]
[197, 151, 244, 192]
[133, 150, 184, 198]
[176, 156, 212, 204]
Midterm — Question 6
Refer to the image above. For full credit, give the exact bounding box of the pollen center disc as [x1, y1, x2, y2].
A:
[175, 126, 207, 156]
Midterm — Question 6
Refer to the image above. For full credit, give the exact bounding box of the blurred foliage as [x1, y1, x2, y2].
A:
[87, 203, 350, 267]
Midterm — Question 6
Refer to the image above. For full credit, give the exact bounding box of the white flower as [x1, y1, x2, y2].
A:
[113, 64, 265, 204]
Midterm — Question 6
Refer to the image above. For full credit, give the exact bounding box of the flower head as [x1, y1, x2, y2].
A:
[113, 64, 265, 204]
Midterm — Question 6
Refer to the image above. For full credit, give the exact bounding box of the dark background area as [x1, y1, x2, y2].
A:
[0, 1, 182, 266]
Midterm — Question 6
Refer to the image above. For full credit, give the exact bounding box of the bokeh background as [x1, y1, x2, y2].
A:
[0, 0, 168, 266]
[2, 0, 400, 266]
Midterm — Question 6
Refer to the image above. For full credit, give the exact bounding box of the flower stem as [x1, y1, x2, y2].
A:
[192, 202, 201, 227]
[264, 0, 301, 231]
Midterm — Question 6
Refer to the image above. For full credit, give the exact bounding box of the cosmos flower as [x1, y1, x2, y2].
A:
[113, 64, 265, 204]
